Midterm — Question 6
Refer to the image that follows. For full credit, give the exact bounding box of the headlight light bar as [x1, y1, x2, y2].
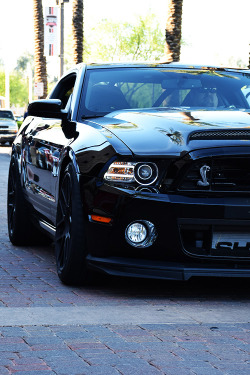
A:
[104, 162, 136, 182]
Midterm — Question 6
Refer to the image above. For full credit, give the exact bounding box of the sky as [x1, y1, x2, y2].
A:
[0, 0, 249, 73]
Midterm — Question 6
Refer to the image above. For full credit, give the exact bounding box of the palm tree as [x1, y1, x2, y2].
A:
[72, 0, 84, 64]
[165, 0, 183, 62]
[33, 0, 47, 98]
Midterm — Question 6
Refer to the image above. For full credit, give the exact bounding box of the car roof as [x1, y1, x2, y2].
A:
[82, 61, 249, 73]
[0, 109, 13, 112]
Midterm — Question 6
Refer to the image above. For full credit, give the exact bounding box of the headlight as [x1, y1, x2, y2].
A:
[134, 163, 158, 185]
[104, 162, 136, 182]
[104, 161, 158, 186]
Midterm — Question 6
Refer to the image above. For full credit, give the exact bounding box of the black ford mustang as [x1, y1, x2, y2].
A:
[7, 63, 250, 284]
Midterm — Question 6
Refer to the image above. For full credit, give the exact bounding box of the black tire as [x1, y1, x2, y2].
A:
[7, 157, 39, 245]
[55, 162, 92, 285]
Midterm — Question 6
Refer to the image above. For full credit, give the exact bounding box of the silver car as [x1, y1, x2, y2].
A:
[0, 110, 18, 145]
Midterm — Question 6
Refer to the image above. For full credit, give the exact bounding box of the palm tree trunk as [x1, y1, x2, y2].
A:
[165, 0, 183, 62]
[33, 0, 47, 99]
[72, 0, 84, 64]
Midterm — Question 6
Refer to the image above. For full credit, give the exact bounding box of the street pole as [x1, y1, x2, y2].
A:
[60, 0, 64, 77]
[56, 0, 69, 77]
[28, 65, 33, 103]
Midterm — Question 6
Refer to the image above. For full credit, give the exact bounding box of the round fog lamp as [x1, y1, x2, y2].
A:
[125, 220, 157, 248]
[126, 223, 147, 244]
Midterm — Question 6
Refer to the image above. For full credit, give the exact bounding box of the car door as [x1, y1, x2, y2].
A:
[22, 117, 60, 223]
[23, 72, 78, 224]
[48, 72, 78, 224]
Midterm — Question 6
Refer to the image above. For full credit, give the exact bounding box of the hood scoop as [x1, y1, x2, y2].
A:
[189, 129, 250, 141]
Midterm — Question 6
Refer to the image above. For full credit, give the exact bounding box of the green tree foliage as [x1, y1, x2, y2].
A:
[65, 13, 165, 66]
[15, 53, 34, 73]
[85, 14, 164, 62]
[0, 70, 28, 107]
[0, 71, 4, 96]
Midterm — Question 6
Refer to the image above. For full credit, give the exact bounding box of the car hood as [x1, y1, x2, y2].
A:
[93, 109, 250, 156]
[0, 118, 17, 128]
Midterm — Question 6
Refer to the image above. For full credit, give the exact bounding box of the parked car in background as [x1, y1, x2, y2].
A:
[7, 62, 250, 285]
[0, 109, 18, 145]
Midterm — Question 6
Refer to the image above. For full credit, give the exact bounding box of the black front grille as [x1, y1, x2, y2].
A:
[190, 129, 250, 140]
[179, 156, 250, 192]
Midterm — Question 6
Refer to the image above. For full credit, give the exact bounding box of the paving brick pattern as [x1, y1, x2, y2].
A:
[0, 147, 249, 374]
[0, 323, 249, 374]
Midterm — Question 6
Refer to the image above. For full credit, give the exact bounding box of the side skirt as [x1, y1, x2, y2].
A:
[39, 219, 56, 238]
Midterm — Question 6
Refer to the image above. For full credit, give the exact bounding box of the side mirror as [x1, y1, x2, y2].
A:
[27, 99, 67, 121]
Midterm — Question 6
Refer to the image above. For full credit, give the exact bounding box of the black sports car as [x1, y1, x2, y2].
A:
[7, 62, 250, 284]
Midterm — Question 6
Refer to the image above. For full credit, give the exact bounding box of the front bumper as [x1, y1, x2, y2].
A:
[0, 133, 17, 143]
[87, 255, 250, 280]
[83, 182, 250, 280]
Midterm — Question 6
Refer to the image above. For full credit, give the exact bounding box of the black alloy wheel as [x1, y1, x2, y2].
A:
[55, 162, 91, 285]
[8, 157, 36, 245]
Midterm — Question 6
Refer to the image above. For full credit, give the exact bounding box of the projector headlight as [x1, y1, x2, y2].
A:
[104, 161, 158, 186]
[134, 163, 158, 185]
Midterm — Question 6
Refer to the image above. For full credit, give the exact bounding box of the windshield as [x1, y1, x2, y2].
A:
[80, 68, 250, 118]
[0, 110, 14, 120]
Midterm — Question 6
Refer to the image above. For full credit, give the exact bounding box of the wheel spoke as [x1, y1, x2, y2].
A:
[8, 206, 15, 232]
[8, 191, 14, 199]
[61, 185, 68, 208]
[57, 236, 65, 267]
[56, 228, 67, 242]
[63, 236, 70, 263]
[7, 164, 17, 234]
[56, 171, 73, 271]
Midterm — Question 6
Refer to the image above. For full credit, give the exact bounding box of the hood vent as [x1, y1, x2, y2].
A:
[189, 129, 250, 140]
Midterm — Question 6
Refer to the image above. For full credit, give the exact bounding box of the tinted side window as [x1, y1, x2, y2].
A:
[50, 73, 77, 109]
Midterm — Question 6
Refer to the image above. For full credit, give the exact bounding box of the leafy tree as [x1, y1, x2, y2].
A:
[165, 0, 183, 62]
[0, 71, 4, 96]
[0, 70, 28, 107]
[15, 53, 34, 73]
[83, 13, 165, 62]
[10, 72, 29, 107]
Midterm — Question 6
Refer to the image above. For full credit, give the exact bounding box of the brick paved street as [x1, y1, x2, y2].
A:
[0, 146, 249, 374]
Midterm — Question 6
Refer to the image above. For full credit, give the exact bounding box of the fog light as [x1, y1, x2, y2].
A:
[127, 223, 147, 243]
[125, 220, 157, 248]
